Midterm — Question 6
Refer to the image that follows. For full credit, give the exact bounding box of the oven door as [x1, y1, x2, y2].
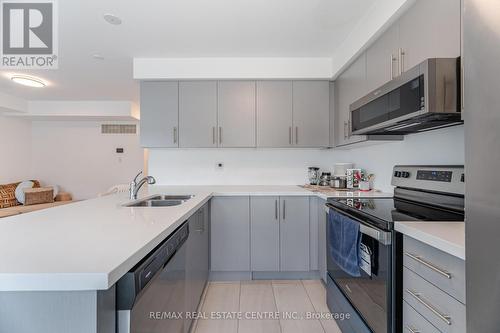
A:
[326, 205, 392, 333]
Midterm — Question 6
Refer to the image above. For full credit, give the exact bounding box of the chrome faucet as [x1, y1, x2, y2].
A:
[129, 171, 156, 200]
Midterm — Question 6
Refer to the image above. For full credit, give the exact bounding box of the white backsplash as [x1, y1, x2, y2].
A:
[148, 126, 465, 193]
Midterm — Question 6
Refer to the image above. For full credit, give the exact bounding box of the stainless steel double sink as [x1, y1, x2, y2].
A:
[124, 195, 194, 207]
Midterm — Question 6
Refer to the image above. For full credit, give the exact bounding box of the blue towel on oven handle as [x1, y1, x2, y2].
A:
[328, 208, 362, 277]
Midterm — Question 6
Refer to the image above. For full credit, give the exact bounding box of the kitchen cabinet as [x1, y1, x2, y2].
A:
[335, 54, 368, 147]
[279, 196, 310, 271]
[256, 81, 293, 147]
[250, 196, 280, 271]
[140, 81, 179, 148]
[317, 198, 327, 283]
[179, 81, 218, 148]
[292, 81, 330, 147]
[398, 0, 461, 73]
[250, 196, 310, 272]
[217, 81, 256, 147]
[210, 197, 250, 271]
[366, 24, 399, 92]
[185, 204, 209, 333]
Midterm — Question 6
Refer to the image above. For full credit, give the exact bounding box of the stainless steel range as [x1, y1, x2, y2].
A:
[325, 165, 465, 333]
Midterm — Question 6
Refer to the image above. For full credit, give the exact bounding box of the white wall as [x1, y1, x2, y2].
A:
[148, 149, 336, 185]
[334, 126, 465, 192]
[148, 126, 464, 192]
[0, 114, 32, 183]
[31, 121, 144, 200]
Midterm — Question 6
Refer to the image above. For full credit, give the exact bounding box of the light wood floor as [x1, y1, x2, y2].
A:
[192, 280, 342, 333]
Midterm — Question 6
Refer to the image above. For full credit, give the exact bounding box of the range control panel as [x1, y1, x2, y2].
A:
[392, 165, 465, 195]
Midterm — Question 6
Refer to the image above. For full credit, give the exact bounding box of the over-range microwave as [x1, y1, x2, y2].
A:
[350, 58, 463, 135]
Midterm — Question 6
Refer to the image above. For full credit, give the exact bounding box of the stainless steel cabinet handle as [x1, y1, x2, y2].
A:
[406, 289, 452, 325]
[404, 252, 452, 279]
[289, 127, 292, 145]
[173, 127, 178, 144]
[295, 127, 298, 144]
[399, 48, 405, 75]
[213, 127, 216, 145]
[275, 199, 278, 220]
[218, 127, 222, 145]
[282, 200, 286, 220]
[405, 326, 420, 333]
[343, 121, 347, 140]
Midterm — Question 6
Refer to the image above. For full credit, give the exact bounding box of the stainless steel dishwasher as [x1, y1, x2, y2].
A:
[116, 221, 188, 333]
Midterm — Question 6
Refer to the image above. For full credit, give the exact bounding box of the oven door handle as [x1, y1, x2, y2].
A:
[325, 204, 392, 245]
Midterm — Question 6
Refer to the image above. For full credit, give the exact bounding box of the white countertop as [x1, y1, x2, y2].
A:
[0, 185, 391, 292]
[395, 221, 465, 260]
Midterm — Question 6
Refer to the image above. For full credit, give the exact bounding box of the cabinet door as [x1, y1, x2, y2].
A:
[399, 0, 461, 72]
[256, 81, 293, 147]
[292, 81, 330, 147]
[179, 81, 217, 147]
[218, 81, 256, 147]
[250, 197, 280, 271]
[280, 196, 310, 271]
[140, 81, 179, 147]
[317, 198, 327, 283]
[210, 197, 250, 271]
[335, 55, 368, 147]
[366, 24, 399, 92]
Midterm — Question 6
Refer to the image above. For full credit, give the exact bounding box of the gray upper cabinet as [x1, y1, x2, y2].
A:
[140, 81, 179, 148]
[217, 81, 256, 147]
[399, 0, 461, 73]
[210, 197, 250, 271]
[179, 81, 218, 148]
[280, 196, 310, 271]
[366, 24, 399, 92]
[256, 81, 293, 147]
[292, 81, 330, 147]
[335, 54, 368, 147]
[250, 196, 280, 271]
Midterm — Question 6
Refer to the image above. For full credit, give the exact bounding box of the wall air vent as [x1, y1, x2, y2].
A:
[101, 124, 137, 134]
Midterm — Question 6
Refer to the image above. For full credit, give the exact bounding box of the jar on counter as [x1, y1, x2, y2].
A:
[330, 176, 347, 189]
[319, 172, 331, 186]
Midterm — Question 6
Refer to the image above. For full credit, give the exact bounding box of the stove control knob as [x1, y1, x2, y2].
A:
[394, 171, 401, 178]
[401, 171, 410, 178]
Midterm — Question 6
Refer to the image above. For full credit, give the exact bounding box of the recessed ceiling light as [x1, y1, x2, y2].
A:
[92, 54, 105, 60]
[11, 75, 46, 88]
[103, 14, 122, 25]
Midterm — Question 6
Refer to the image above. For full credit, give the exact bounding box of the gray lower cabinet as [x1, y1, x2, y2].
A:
[179, 81, 218, 148]
[256, 81, 293, 147]
[185, 204, 209, 333]
[250, 196, 280, 271]
[249, 196, 310, 272]
[210, 197, 250, 271]
[140, 81, 179, 148]
[292, 81, 330, 147]
[217, 81, 256, 147]
[279, 196, 310, 271]
[317, 198, 327, 282]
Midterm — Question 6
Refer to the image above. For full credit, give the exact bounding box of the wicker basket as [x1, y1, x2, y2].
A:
[24, 188, 54, 206]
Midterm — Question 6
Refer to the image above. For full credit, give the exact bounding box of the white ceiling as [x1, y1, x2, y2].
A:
[0, 0, 377, 103]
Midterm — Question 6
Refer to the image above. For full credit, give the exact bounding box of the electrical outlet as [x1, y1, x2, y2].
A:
[216, 162, 224, 170]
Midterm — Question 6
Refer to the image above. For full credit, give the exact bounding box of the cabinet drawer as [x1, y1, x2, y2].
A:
[403, 300, 440, 333]
[404, 235, 465, 303]
[404, 267, 466, 333]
